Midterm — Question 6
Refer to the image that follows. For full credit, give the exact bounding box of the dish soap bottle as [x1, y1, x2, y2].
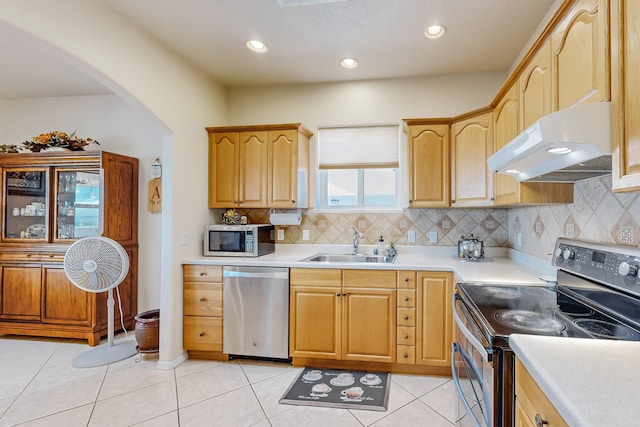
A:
[376, 236, 385, 255]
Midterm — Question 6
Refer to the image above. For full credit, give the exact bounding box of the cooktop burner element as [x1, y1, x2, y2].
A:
[482, 286, 522, 299]
[572, 319, 635, 340]
[494, 309, 567, 334]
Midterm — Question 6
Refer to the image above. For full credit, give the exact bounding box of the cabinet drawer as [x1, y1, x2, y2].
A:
[343, 269, 397, 288]
[397, 326, 415, 345]
[397, 307, 416, 326]
[290, 268, 342, 287]
[397, 345, 415, 364]
[397, 271, 416, 289]
[397, 289, 416, 308]
[183, 265, 223, 283]
[183, 316, 223, 351]
[184, 282, 223, 317]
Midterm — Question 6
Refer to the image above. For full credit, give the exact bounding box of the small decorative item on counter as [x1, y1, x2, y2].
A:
[386, 241, 397, 257]
[457, 234, 485, 260]
[22, 131, 100, 152]
[0, 144, 19, 153]
[222, 209, 247, 225]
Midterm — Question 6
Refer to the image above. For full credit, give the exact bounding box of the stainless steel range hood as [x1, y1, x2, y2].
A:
[487, 102, 612, 182]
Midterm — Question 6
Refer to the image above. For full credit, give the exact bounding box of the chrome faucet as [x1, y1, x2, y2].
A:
[351, 226, 364, 254]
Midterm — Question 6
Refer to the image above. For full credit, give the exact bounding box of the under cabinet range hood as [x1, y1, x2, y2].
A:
[487, 102, 612, 182]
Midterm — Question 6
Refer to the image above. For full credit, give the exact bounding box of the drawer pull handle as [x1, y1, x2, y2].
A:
[336, 293, 341, 297]
[404, 334, 409, 339]
[403, 353, 409, 358]
[404, 315, 409, 321]
[535, 414, 547, 427]
[199, 332, 205, 337]
[199, 272, 207, 277]
[342, 293, 347, 296]
[404, 277, 409, 282]
[404, 296, 410, 302]
[199, 298, 206, 302]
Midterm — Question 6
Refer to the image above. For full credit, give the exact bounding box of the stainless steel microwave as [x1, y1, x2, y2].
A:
[204, 224, 275, 257]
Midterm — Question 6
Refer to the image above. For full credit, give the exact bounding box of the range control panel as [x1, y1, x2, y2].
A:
[553, 238, 640, 296]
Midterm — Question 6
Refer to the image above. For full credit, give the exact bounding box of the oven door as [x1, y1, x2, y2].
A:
[452, 293, 494, 427]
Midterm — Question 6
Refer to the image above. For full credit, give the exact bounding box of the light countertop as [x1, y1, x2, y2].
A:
[182, 244, 554, 285]
[510, 334, 640, 427]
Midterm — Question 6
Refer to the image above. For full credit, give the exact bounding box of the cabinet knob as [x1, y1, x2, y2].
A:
[342, 293, 347, 296]
[404, 277, 409, 282]
[404, 315, 409, 321]
[199, 272, 207, 277]
[336, 293, 341, 297]
[535, 414, 548, 427]
[199, 298, 206, 302]
[408, 200, 413, 204]
[199, 332, 205, 337]
[451, 199, 455, 204]
[291, 200, 295, 204]
[404, 296, 410, 302]
[404, 334, 409, 339]
[403, 353, 409, 359]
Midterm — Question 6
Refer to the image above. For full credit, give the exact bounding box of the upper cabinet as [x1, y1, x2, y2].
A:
[611, 0, 640, 191]
[404, 120, 450, 208]
[450, 109, 494, 206]
[493, 81, 522, 205]
[551, 0, 610, 109]
[521, 40, 553, 129]
[207, 123, 311, 209]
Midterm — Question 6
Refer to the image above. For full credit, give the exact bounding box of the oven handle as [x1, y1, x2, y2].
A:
[453, 293, 492, 363]
[451, 343, 484, 427]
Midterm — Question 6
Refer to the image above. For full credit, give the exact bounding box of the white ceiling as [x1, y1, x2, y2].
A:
[0, 0, 556, 98]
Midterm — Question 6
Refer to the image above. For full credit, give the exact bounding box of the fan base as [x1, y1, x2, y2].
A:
[72, 341, 138, 368]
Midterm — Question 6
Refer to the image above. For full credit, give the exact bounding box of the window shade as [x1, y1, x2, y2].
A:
[318, 124, 399, 169]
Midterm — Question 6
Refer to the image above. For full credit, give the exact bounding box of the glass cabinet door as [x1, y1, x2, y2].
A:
[4, 169, 48, 241]
[56, 170, 101, 240]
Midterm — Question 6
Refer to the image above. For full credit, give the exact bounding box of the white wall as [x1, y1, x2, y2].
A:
[0, 0, 228, 366]
[0, 95, 164, 311]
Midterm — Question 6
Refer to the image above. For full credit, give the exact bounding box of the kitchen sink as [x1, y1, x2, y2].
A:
[300, 253, 396, 264]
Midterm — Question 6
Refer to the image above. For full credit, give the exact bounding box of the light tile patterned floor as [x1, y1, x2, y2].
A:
[0, 334, 457, 426]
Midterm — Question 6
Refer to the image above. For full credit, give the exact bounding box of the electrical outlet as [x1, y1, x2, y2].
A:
[277, 229, 285, 240]
[407, 230, 416, 243]
[429, 231, 438, 244]
[517, 232, 522, 246]
[302, 230, 310, 241]
[180, 232, 188, 246]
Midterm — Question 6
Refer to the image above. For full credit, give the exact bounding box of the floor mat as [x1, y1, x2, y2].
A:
[279, 367, 390, 411]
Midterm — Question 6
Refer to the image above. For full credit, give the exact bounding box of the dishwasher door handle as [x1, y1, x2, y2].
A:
[223, 270, 289, 280]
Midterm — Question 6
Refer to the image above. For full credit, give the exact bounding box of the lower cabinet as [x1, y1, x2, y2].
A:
[416, 271, 453, 367]
[290, 268, 396, 363]
[182, 265, 225, 355]
[515, 358, 568, 427]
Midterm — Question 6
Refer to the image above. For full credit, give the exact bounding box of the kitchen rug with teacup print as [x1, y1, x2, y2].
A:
[279, 368, 390, 411]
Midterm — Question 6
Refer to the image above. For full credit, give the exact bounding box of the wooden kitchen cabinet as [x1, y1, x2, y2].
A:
[515, 358, 568, 427]
[551, 0, 610, 110]
[450, 108, 494, 206]
[403, 120, 450, 208]
[611, 0, 640, 191]
[0, 151, 138, 346]
[289, 268, 396, 363]
[207, 123, 312, 209]
[520, 39, 552, 129]
[397, 270, 416, 364]
[416, 271, 453, 367]
[183, 265, 225, 355]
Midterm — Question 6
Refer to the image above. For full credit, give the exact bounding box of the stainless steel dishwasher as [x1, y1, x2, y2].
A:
[223, 266, 290, 359]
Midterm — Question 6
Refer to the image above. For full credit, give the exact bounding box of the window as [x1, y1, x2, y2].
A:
[317, 125, 400, 211]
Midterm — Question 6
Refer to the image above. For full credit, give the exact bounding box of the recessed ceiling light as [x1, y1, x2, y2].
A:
[246, 40, 268, 53]
[547, 147, 573, 154]
[340, 58, 358, 69]
[424, 25, 446, 39]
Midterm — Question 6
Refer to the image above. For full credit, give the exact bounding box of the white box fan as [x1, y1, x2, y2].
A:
[64, 236, 137, 368]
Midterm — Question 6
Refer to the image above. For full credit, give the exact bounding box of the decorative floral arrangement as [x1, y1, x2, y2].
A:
[22, 131, 100, 152]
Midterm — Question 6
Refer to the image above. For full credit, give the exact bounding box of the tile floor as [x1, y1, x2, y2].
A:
[0, 334, 458, 426]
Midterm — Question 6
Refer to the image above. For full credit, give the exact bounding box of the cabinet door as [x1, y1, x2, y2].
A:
[520, 40, 552, 129]
[451, 111, 493, 206]
[290, 285, 341, 359]
[515, 359, 569, 426]
[493, 82, 521, 205]
[239, 130, 268, 207]
[407, 123, 450, 207]
[416, 272, 453, 367]
[208, 132, 240, 208]
[55, 169, 101, 241]
[342, 288, 396, 363]
[552, 0, 609, 109]
[268, 129, 299, 208]
[0, 265, 41, 321]
[2, 168, 48, 243]
[42, 266, 93, 326]
[611, 0, 640, 191]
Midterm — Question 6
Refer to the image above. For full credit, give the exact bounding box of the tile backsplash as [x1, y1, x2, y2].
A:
[509, 175, 640, 258]
[215, 207, 509, 247]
